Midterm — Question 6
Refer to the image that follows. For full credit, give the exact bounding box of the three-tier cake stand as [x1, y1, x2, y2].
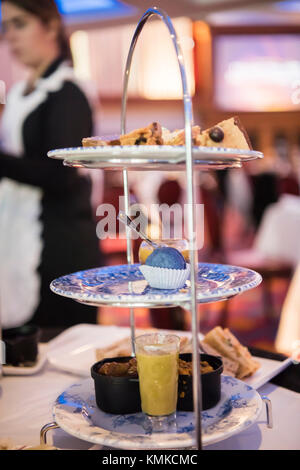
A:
[46, 7, 264, 450]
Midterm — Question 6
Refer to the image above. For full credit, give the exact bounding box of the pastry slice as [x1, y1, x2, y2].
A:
[202, 326, 260, 379]
[82, 136, 108, 147]
[163, 125, 201, 145]
[82, 134, 122, 147]
[82, 122, 163, 147]
[112, 122, 163, 146]
[195, 117, 252, 150]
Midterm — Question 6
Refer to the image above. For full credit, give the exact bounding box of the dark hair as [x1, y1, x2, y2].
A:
[2, 0, 72, 61]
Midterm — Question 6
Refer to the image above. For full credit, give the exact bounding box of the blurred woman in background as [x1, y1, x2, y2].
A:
[0, 0, 103, 329]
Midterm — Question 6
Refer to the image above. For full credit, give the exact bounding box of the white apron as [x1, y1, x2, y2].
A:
[0, 63, 76, 328]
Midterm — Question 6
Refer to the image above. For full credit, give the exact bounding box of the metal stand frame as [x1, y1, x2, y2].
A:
[120, 7, 202, 449]
[40, 422, 59, 446]
[44, 6, 268, 451]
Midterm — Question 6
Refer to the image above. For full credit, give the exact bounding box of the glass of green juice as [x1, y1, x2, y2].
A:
[135, 333, 180, 431]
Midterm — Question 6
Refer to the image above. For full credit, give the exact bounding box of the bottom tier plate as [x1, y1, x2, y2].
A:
[53, 377, 262, 449]
[50, 262, 262, 307]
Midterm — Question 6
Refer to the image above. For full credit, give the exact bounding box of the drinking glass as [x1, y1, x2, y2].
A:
[135, 333, 180, 431]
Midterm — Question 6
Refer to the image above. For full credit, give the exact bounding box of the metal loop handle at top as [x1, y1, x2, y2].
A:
[120, 6, 195, 266]
[120, 7, 202, 450]
[121, 7, 193, 135]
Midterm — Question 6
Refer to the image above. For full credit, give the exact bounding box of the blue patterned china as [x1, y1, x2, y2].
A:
[53, 376, 262, 449]
[50, 263, 262, 308]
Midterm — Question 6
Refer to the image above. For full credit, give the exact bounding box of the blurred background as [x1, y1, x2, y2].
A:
[2, 0, 300, 354]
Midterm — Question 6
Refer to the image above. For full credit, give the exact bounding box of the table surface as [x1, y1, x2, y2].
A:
[1, 328, 300, 451]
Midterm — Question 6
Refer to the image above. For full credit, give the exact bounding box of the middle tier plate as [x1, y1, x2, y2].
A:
[50, 263, 262, 308]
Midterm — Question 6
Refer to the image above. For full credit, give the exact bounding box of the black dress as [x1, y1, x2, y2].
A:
[0, 57, 103, 328]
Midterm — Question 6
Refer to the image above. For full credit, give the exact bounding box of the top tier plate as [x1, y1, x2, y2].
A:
[50, 262, 262, 308]
[48, 145, 263, 171]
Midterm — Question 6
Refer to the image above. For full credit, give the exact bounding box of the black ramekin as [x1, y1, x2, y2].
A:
[91, 353, 223, 414]
[177, 353, 223, 411]
[91, 356, 141, 414]
[3, 325, 40, 366]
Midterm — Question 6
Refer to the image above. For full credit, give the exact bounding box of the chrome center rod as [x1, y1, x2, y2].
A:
[120, 7, 202, 449]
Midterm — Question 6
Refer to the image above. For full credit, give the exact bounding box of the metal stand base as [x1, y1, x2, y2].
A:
[40, 422, 60, 446]
[262, 396, 273, 429]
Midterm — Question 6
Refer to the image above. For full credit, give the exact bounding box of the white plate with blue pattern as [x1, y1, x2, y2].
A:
[53, 376, 262, 449]
[48, 146, 263, 171]
[50, 263, 262, 308]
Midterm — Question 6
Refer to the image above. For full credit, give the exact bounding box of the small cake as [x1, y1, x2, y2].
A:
[195, 117, 252, 150]
[139, 246, 190, 289]
[146, 247, 186, 269]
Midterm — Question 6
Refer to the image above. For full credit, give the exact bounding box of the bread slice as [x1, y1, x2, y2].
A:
[195, 117, 252, 150]
[202, 326, 260, 379]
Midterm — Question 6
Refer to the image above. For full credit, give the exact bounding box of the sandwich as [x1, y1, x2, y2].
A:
[201, 326, 260, 379]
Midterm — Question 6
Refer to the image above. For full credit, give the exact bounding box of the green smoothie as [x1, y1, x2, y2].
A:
[136, 348, 179, 416]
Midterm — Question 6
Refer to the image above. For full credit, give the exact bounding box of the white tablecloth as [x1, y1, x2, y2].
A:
[255, 194, 300, 264]
[1, 344, 300, 450]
